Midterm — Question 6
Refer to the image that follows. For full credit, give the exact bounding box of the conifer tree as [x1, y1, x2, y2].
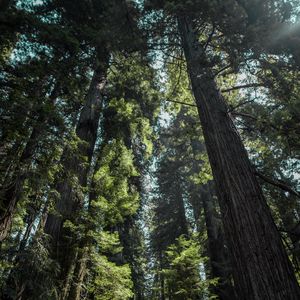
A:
[0, 1, 300, 299]
[175, 6, 300, 300]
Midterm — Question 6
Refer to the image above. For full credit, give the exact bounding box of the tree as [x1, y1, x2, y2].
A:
[1, 1, 300, 299]
[162, 234, 214, 300]
[176, 11, 300, 299]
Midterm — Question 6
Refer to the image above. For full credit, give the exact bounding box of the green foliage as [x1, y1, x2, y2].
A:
[88, 254, 133, 300]
[190, 153, 213, 185]
[93, 139, 140, 226]
[96, 231, 123, 255]
[162, 234, 217, 300]
[1, 234, 60, 299]
[1, 0, 300, 299]
[107, 54, 161, 161]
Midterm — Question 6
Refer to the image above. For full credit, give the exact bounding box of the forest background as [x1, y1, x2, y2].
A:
[0, 0, 300, 299]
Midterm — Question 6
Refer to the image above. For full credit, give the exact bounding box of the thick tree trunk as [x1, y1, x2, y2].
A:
[178, 15, 300, 299]
[44, 50, 109, 296]
[44, 52, 108, 240]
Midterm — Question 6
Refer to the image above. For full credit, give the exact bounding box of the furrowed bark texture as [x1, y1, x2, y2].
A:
[178, 15, 300, 299]
[190, 140, 235, 299]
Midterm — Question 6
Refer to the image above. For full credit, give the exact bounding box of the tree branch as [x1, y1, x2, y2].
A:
[228, 99, 256, 112]
[203, 24, 215, 51]
[164, 99, 196, 107]
[255, 171, 300, 198]
[213, 65, 232, 77]
[231, 112, 280, 131]
[231, 111, 257, 120]
[221, 83, 264, 93]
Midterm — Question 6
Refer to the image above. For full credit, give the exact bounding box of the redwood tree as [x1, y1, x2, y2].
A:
[177, 14, 300, 299]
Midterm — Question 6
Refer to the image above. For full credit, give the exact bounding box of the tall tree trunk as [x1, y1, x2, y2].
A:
[189, 139, 235, 299]
[201, 184, 236, 300]
[66, 246, 88, 300]
[178, 15, 300, 299]
[0, 86, 59, 242]
[44, 49, 109, 295]
[44, 51, 108, 240]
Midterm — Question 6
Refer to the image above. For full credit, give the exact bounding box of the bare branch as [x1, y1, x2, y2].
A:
[255, 171, 300, 199]
[231, 112, 257, 120]
[164, 99, 196, 107]
[228, 99, 256, 112]
[213, 65, 232, 78]
[221, 83, 265, 93]
[203, 24, 215, 52]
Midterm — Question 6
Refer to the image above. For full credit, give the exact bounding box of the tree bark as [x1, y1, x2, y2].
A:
[0, 86, 59, 242]
[66, 246, 88, 300]
[201, 184, 236, 300]
[44, 49, 109, 296]
[189, 139, 235, 299]
[44, 51, 108, 241]
[178, 15, 300, 299]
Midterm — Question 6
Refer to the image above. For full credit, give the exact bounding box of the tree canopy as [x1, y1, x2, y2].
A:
[0, 0, 300, 299]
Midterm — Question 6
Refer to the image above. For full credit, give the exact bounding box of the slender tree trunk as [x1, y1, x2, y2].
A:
[178, 15, 300, 299]
[18, 216, 35, 252]
[67, 246, 89, 300]
[175, 177, 189, 236]
[0, 86, 59, 242]
[201, 184, 236, 300]
[0, 175, 24, 241]
[160, 253, 165, 300]
[58, 251, 78, 300]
